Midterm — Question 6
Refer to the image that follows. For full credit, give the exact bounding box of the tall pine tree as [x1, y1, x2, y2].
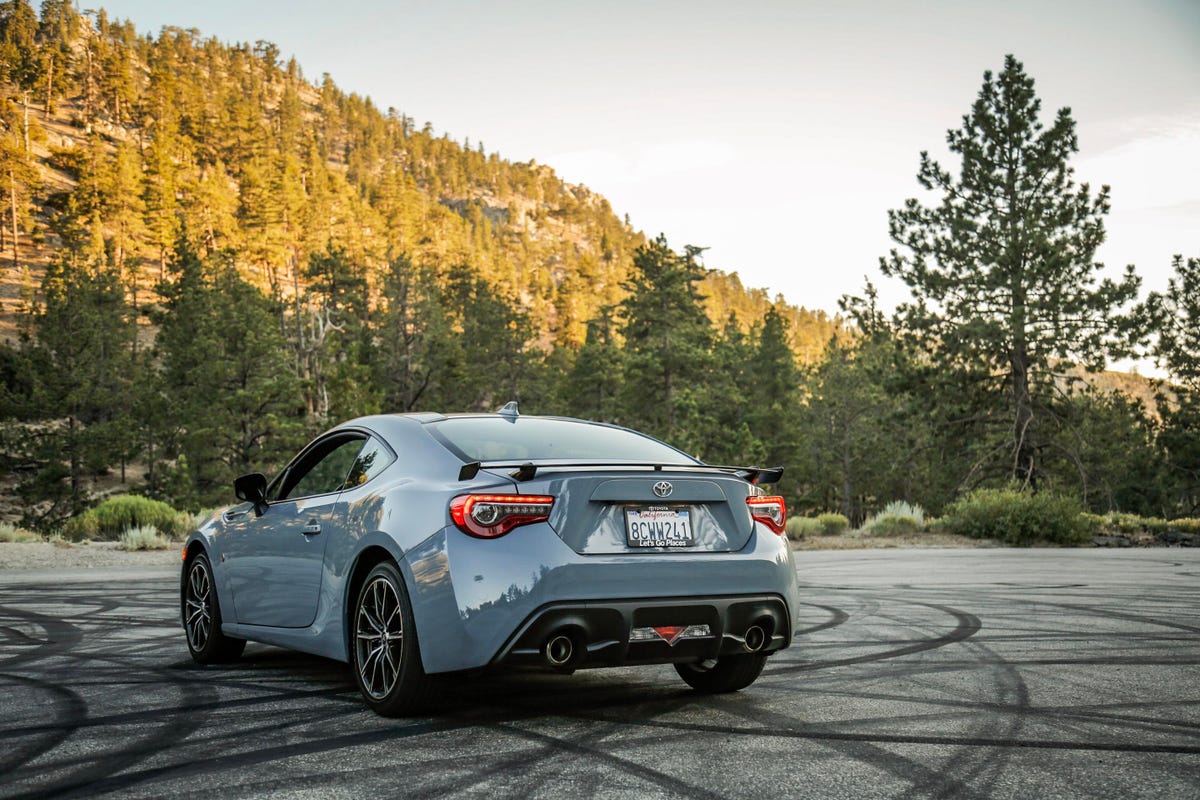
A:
[882, 55, 1140, 490]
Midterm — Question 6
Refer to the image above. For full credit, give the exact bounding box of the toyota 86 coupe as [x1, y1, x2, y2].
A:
[181, 404, 799, 716]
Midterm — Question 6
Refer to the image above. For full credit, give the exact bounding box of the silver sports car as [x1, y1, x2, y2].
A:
[181, 404, 799, 716]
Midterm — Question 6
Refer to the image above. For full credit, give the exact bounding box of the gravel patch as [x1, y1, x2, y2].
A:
[0, 541, 182, 570]
[792, 530, 1002, 550]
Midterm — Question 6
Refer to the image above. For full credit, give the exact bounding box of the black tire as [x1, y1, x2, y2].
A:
[350, 561, 438, 716]
[675, 653, 767, 694]
[183, 553, 246, 663]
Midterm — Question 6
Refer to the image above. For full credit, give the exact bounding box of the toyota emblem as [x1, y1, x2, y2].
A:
[652, 481, 674, 498]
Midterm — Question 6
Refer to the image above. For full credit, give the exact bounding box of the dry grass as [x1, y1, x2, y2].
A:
[0, 523, 41, 543]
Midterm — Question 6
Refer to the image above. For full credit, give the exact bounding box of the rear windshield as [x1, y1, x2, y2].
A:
[428, 417, 699, 464]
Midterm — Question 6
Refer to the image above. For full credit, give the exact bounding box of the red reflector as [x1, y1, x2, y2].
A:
[651, 625, 686, 644]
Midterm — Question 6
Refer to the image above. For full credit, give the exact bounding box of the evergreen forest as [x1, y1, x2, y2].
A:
[0, 4, 1196, 530]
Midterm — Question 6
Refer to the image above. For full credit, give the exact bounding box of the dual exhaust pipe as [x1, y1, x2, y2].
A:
[541, 623, 769, 666]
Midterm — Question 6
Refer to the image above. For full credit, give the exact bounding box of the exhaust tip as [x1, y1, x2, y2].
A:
[544, 633, 575, 667]
[744, 625, 766, 653]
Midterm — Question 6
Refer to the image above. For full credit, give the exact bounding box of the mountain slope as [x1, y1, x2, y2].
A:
[0, 8, 842, 356]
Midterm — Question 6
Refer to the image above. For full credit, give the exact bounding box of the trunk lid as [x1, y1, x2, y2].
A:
[492, 468, 756, 554]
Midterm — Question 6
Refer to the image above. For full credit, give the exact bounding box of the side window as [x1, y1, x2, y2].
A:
[277, 436, 366, 502]
[342, 436, 394, 490]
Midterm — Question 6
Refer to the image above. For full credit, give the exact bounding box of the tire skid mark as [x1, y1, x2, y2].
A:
[793, 603, 851, 636]
[413, 695, 696, 799]
[19, 721, 466, 798]
[0, 673, 88, 777]
[572, 712, 1200, 756]
[0, 606, 83, 668]
[734, 700, 994, 800]
[0, 647, 216, 797]
[495, 723, 729, 800]
[768, 601, 981, 675]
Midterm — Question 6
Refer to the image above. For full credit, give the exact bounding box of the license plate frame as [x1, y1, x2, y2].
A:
[624, 506, 694, 548]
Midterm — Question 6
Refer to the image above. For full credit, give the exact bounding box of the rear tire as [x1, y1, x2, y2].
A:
[183, 553, 246, 664]
[675, 653, 767, 693]
[351, 561, 438, 716]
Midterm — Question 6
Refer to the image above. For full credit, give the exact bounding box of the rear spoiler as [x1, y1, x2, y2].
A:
[457, 460, 784, 485]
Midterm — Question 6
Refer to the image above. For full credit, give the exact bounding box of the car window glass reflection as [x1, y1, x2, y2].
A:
[343, 437, 392, 490]
[281, 438, 365, 501]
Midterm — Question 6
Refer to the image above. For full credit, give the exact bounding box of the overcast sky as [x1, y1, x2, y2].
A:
[95, 0, 1200, 335]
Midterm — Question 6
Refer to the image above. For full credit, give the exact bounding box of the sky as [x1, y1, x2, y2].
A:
[95, 0, 1200, 347]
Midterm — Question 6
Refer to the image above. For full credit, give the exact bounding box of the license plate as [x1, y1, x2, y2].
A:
[625, 507, 693, 548]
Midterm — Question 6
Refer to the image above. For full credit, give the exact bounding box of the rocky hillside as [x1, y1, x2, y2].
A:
[0, 5, 842, 355]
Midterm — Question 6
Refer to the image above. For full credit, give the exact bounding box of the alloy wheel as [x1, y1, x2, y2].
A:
[356, 575, 404, 700]
[185, 560, 213, 652]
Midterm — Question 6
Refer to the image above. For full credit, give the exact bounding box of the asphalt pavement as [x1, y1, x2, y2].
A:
[2, 549, 1198, 799]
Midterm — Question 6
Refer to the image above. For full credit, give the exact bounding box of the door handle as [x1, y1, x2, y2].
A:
[302, 522, 322, 536]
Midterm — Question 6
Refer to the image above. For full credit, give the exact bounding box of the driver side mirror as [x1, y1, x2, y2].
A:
[234, 473, 268, 509]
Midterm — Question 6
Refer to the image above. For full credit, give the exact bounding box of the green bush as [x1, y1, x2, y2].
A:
[63, 495, 193, 542]
[941, 488, 1091, 546]
[815, 513, 850, 535]
[118, 525, 172, 551]
[865, 514, 922, 536]
[785, 516, 822, 541]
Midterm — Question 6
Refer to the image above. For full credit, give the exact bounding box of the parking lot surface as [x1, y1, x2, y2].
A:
[2, 549, 1198, 799]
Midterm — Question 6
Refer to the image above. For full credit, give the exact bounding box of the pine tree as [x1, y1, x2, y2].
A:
[0, 0, 40, 152]
[18, 260, 135, 523]
[561, 308, 623, 423]
[1149, 255, 1200, 515]
[153, 239, 305, 507]
[882, 55, 1140, 490]
[618, 237, 714, 445]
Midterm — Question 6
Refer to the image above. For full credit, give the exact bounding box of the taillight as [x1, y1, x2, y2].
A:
[747, 495, 787, 535]
[449, 494, 555, 538]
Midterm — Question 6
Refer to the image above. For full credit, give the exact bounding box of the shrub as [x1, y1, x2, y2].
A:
[865, 514, 922, 536]
[118, 525, 172, 551]
[0, 522, 41, 543]
[877, 501, 926, 528]
[1166, 518, 1200, 534]
[785, 516, 823, 541]
[863, 501, 926, 536]
[62, 495, 192, 542]
[815, 513, 850, 535]
[941, 488, 1091, 546]
[1105, 512, 1146, 533]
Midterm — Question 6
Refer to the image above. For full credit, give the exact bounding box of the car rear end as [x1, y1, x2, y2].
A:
[410, 413, 798, 676]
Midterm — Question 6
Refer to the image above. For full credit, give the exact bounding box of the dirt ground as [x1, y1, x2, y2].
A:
[790, 529, 1002, 550]
[0, 541, 182, 570]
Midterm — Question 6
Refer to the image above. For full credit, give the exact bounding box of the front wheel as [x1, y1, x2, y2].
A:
[351, 561, 437, 716]
[675, 653, 767, 693]
[183, 553, 245, 663]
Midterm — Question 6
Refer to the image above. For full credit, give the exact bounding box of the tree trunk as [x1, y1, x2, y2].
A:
[840, 417, 857, 526]
[21, 91, 30, 152]
[9, 169, 18, 272]
[44, 57, 54, 118]
[1011, 344, 1036, 489]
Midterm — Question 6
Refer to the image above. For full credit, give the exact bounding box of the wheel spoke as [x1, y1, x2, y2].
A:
[186, 561, 214, 651]
[356, 576, 407, 700]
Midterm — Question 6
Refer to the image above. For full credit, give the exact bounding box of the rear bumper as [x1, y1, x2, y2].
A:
[403, 521, 799, 674]
[494, 594, 790, 670]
